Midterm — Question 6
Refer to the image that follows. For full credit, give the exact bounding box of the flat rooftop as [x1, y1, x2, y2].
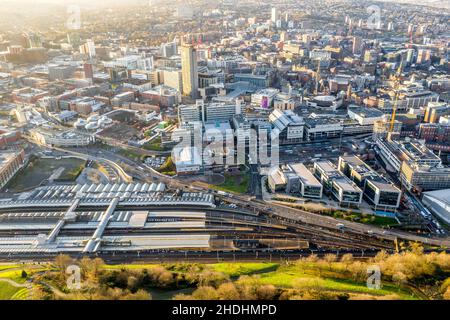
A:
[400, 140, 441, 162]
[333, 177, 362, 193]
[0, 151, 20, 168]
[289, 163, 322, 187]
[368, 179, 401, 193]
[348, 105, 385, 118]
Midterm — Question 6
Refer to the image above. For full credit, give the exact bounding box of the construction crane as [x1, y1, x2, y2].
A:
[389, 60, 403, 133]
[315, 59, 321, 95]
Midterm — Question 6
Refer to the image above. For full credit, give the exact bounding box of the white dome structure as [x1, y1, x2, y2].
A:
[98, 116, 113, 127]
[87, 115, 99, 123]
[85, 122, 99, 130]
[74, 119, 87, 129]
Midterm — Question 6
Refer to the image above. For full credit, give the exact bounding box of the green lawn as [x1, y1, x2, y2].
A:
[103, 264, 160, 270]
[253, 264, 416, 299]
[0, 270, 30, 283]
[143, 137, 167, 152]
[91, 262, 421, 300]
[0, 265, 20, 272]
[0, 282, 21, 300]
[210, 263, 279, 277]
[0, 266, 48, 284]
[214, 174, 250, 194]
[10, 287, 29, 300]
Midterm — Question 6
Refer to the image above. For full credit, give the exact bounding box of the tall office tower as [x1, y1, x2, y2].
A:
[271, 7, 279, 23]
[26, 33, 42, 48]
[161, 41, 177, 58]
[376, 20, 382, 30]
[387, 22, 394, 31]
[83, 63, 94, 82]
[181, 45, 198, 98]
[79, 40, 96, 59]
[418, 25, 427, 35]
[416, 49, 431, 64]
[352, 36, 362, 55]
[406, 48, 415, 64]
[358, 19, 363, 28]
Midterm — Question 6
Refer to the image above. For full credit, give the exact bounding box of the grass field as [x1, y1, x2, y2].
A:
[213, 174, 250, 194]
[103, 264, 160, 270]
[0, 261, 420, 300]
[211, 263, 279, 277]
[143, 137, 167, 152]
[0, 265, 20, 272]
[0, 265, 49, 283]
[0, 282, 21, 300]
[10, 288, 29, 300]
[102, 262, 416, 299]
[0, 270, 31, 283]
[6, 157, 85, 192]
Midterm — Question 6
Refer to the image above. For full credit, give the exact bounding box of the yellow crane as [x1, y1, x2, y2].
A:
[315, 59, 321, 95]
[389, 60, 403, 133]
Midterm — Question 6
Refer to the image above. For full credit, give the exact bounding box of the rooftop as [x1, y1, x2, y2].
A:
[289, 163, 321, 187]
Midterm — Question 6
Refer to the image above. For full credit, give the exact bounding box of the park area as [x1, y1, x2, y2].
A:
[2, 245, 450, 300]
[213, 173, 250, 194]
[6, 156, 86, 192]
[0, 264, 49, 300]
[190, 167, 250, 194]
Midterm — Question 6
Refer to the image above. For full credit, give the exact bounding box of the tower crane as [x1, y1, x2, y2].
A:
[389, 60, 403, 133]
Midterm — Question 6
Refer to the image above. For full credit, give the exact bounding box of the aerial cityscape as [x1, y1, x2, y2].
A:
[0, 0, 448, 303]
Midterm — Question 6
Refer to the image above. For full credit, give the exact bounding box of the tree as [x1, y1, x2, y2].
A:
[54, 254, 73, 276]
[120, 289, 152, 300]
[305, 254, 319, 263]
[324, 254, 337, 270]
[443, 287, 450, 300]
[198, 270, 229, 288]
[216, 282, 240, 300]
[409, 242, 424, 255]
[144, 266, 174, 288]
[341, 254, 354, 271]
[256, 284, 277, 300]
[192, 286, 219, 300]
[21, 270, 28, 278]
[392, 271, 407, 289]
